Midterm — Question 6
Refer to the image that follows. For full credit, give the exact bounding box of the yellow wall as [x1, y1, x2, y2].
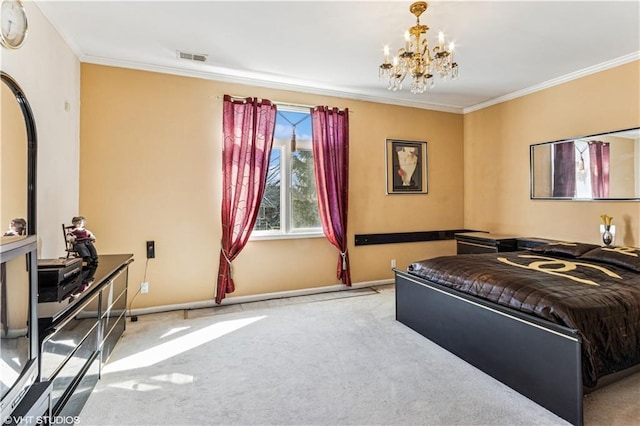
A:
[81, 60, 639, 310]
[79, 64, 464, 309]
[464, 61, 640, 246]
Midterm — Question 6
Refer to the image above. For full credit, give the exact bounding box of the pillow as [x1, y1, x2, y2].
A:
[579, 246, 640, 272]
[531, 241, 600, 258]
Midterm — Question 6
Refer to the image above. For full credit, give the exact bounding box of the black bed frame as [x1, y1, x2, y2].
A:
[395, 270, 584, 425]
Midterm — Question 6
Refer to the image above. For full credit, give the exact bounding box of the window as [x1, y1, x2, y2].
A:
[252, 107, 322, 239]
[574, 140, 593, 198]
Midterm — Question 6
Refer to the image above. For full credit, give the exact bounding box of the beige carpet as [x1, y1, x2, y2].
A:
[79, 286, 639, 425]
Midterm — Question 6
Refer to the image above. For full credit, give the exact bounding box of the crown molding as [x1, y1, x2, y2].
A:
[80, 54, 464, 114]
[78, 51, 640, 116]
[463, 52, 640, 114]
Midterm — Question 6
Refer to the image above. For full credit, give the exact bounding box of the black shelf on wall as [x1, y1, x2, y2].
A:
[354, 229, 482, 246]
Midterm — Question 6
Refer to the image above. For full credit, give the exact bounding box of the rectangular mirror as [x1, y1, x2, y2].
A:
[530, 127, 640, 200]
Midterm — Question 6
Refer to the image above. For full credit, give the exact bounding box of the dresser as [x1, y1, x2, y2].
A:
[37, 254, 133, 418]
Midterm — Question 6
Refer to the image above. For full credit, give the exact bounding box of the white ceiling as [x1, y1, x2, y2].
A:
[35, 1, 640, 113]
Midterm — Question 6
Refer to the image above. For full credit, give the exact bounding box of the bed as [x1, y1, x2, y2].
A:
[394, 242, 640, 426]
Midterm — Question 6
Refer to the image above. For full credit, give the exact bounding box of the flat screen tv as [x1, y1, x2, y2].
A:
[0, 239, 39, 423]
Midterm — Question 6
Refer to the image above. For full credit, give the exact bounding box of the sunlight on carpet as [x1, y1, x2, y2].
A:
[159, 326, 190, 339]
[102, 315, 266, 374]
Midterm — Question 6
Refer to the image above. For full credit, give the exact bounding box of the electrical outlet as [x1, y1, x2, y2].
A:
[391, 259, 396, 268]
[146, 240, 155, 258]
[140, 282, 149, 294]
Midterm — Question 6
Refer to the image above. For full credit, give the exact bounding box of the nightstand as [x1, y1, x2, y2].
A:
[455, 232, 519, 254]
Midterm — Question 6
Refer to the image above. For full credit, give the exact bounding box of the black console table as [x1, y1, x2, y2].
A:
[37, 254, 133, 418]
[455, 233, 554, 254]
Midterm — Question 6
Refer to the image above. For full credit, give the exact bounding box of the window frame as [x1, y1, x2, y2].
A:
[250, 107, 324, 241]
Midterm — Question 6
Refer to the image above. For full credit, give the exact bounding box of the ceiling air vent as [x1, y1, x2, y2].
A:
[177, 50, 208, 63]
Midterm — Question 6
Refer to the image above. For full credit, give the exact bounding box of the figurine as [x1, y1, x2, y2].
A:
[3, 218, 26, 236]
[67, 216, 99, 265]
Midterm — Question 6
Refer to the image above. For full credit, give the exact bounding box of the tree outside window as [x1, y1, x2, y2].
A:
[253, 108, 321, 237]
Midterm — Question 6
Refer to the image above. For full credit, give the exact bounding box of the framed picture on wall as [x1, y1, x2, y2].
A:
[385, 139, 428, 194]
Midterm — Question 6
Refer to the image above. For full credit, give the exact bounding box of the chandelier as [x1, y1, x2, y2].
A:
[379, 1, 459, 94]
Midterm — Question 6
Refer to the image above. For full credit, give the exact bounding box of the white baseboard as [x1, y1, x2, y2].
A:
[129, 278, 394, 317]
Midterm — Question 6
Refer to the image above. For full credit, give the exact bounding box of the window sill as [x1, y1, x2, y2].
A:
[249, 231, 325, 242]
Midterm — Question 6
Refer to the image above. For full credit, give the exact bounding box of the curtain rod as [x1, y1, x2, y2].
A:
[217, 95, 352, 113]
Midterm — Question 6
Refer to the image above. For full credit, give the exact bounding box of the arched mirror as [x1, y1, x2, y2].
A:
[1, 71, 37, 237]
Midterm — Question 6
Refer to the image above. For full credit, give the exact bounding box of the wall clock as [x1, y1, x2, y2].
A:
[0, 0, 28, 49]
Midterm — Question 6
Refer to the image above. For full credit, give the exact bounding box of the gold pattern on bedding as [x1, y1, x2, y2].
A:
[497, 254, 622, 286]
[602, 247, 639, 257]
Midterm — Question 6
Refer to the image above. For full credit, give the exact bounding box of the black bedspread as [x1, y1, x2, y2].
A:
[408, 251, 640, 387]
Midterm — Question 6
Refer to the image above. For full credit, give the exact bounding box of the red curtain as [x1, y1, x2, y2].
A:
[216, 95, 276, 304]
[552, 141, 576, 197]
[589, 141, 610, 198]
[311, 106, 351, 286]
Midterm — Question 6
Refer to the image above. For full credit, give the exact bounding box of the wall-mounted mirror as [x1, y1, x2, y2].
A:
[530, 127, 640, 200]
[1, 71, 37, 238]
